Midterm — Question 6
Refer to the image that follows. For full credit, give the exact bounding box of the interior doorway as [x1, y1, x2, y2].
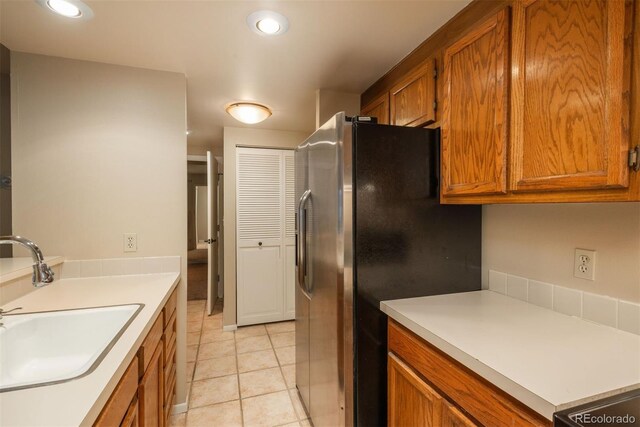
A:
[186, 154, 223, 309]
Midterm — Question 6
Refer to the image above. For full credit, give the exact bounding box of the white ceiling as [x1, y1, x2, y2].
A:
[0, 0, 471, 153]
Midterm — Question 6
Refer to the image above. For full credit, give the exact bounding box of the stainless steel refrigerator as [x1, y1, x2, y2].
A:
[294, 112, 481, 427]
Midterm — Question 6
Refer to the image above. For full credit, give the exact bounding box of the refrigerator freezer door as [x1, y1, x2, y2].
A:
[295, 112, 353, 427]
[295, 142, 311, 416]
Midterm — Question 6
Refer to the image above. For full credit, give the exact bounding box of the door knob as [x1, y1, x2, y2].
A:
[258, 242, 263, 247]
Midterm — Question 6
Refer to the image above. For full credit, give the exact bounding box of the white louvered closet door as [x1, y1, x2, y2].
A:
[237, 147, 295, 326]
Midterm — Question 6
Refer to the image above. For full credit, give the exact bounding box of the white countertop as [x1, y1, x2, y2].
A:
[0, 273, 179, 427]
[0, 256, 65, 283]
[381, 290, 640, 420]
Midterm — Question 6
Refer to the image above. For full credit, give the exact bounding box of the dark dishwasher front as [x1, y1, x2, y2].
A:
[554, 389, 640, 426]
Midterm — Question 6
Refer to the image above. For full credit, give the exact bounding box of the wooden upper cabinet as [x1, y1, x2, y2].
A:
[388, 353, 443, 427]
[361, 92, 390, 125]
[510, 0, 631, 192]
[390, 58, 437, 127]
[441, 8, 510, 196]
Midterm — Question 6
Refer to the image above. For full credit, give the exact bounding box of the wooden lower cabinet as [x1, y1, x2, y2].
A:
[94, 289, 177, 427]
[163, 289, 178, 425]
[121, 398, 139, 427]
[388, 319, 552, 427]
[94, 357, 139, 427]
[388, 353, 445, 426]
[441, 400, 477, 427]
[138, 342, 164, 427]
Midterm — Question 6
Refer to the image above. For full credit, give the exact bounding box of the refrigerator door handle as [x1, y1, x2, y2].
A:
[296, 189, 312, 299]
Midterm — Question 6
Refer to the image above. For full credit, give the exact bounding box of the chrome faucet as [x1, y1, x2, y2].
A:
[0, 236, 55, 287]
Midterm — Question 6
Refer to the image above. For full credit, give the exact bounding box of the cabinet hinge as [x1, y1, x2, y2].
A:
[433, 67, 438, 79]
[629, 146, 640, 172]
[433, 100, 438, 111]
[216, 274, 220, 283]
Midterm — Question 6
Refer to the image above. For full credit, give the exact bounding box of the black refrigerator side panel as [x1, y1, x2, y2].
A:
[352, 123, 481, 427]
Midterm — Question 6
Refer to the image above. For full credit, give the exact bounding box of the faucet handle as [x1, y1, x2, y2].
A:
[33, 262, 55, 287]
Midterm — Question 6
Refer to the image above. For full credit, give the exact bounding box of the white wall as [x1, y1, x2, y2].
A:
[222, 127, 310, 327]
[315, 89, 360, 129]
[187, 143, 222, 157]
[10, 52, 189, 406]
[482, 203, 640, 303]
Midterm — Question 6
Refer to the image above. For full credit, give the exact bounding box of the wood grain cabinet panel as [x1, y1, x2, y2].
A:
[139, 315, 163, 377]
[441, 8, 510, 196]
[361, 92, 390, 124]
[162, 296, 177, 426]
[121, 398, 139, 427]
[388, 353, 443, 427]
[510, 0, 631, 192]
[390, 59, 437, 127]
[163, 289, 177, 328]
[138, 341, 164, 427]
[94, 357, 139, 427]
[441, 400, 477, 427]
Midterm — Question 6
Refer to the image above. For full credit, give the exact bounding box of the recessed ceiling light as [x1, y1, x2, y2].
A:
[47, 0, 80, 17]
[257, 18, 280, 35]
[225, 102, 272, 124]
[36, 0, 94, 19]
[246, 11, 289, 36]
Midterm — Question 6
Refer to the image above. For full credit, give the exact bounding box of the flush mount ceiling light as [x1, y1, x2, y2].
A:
[246, 10, 289, 36]
[36, 0, 94, 19]
[225, 102, 272, 124]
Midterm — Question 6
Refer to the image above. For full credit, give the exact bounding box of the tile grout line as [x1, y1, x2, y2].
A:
[267, 326, 304, 424]
[234, 324, 246, 427]
[180, 316, 299, 426]
[184, 302, 205, 425]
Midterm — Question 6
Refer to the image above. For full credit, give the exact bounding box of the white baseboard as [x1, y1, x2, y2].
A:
[172, 401, 188, 414]
[223, 324, 237, 332]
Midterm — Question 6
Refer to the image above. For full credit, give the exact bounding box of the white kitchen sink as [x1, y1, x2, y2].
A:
[0, 304, 143, 392]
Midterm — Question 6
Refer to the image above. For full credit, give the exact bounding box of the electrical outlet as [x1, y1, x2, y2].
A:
[124, 233, 137, 253]
[574, 248, 595, 281]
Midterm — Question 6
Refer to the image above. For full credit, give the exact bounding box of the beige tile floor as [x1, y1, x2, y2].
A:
[171, 299, 310, 427]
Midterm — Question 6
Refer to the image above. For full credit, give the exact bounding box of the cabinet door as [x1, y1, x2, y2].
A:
[361, 93, 390, 124]
[441, 400, 477, 427]
[94, 357, 139, 427]
[138, 342, 164, 427]
[510, 0, 630, 192]
[121, 398, 139, 427]
[388, 353, 442, 427]
[441, 9, 510, 196]
[390, 59, 437, 127]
